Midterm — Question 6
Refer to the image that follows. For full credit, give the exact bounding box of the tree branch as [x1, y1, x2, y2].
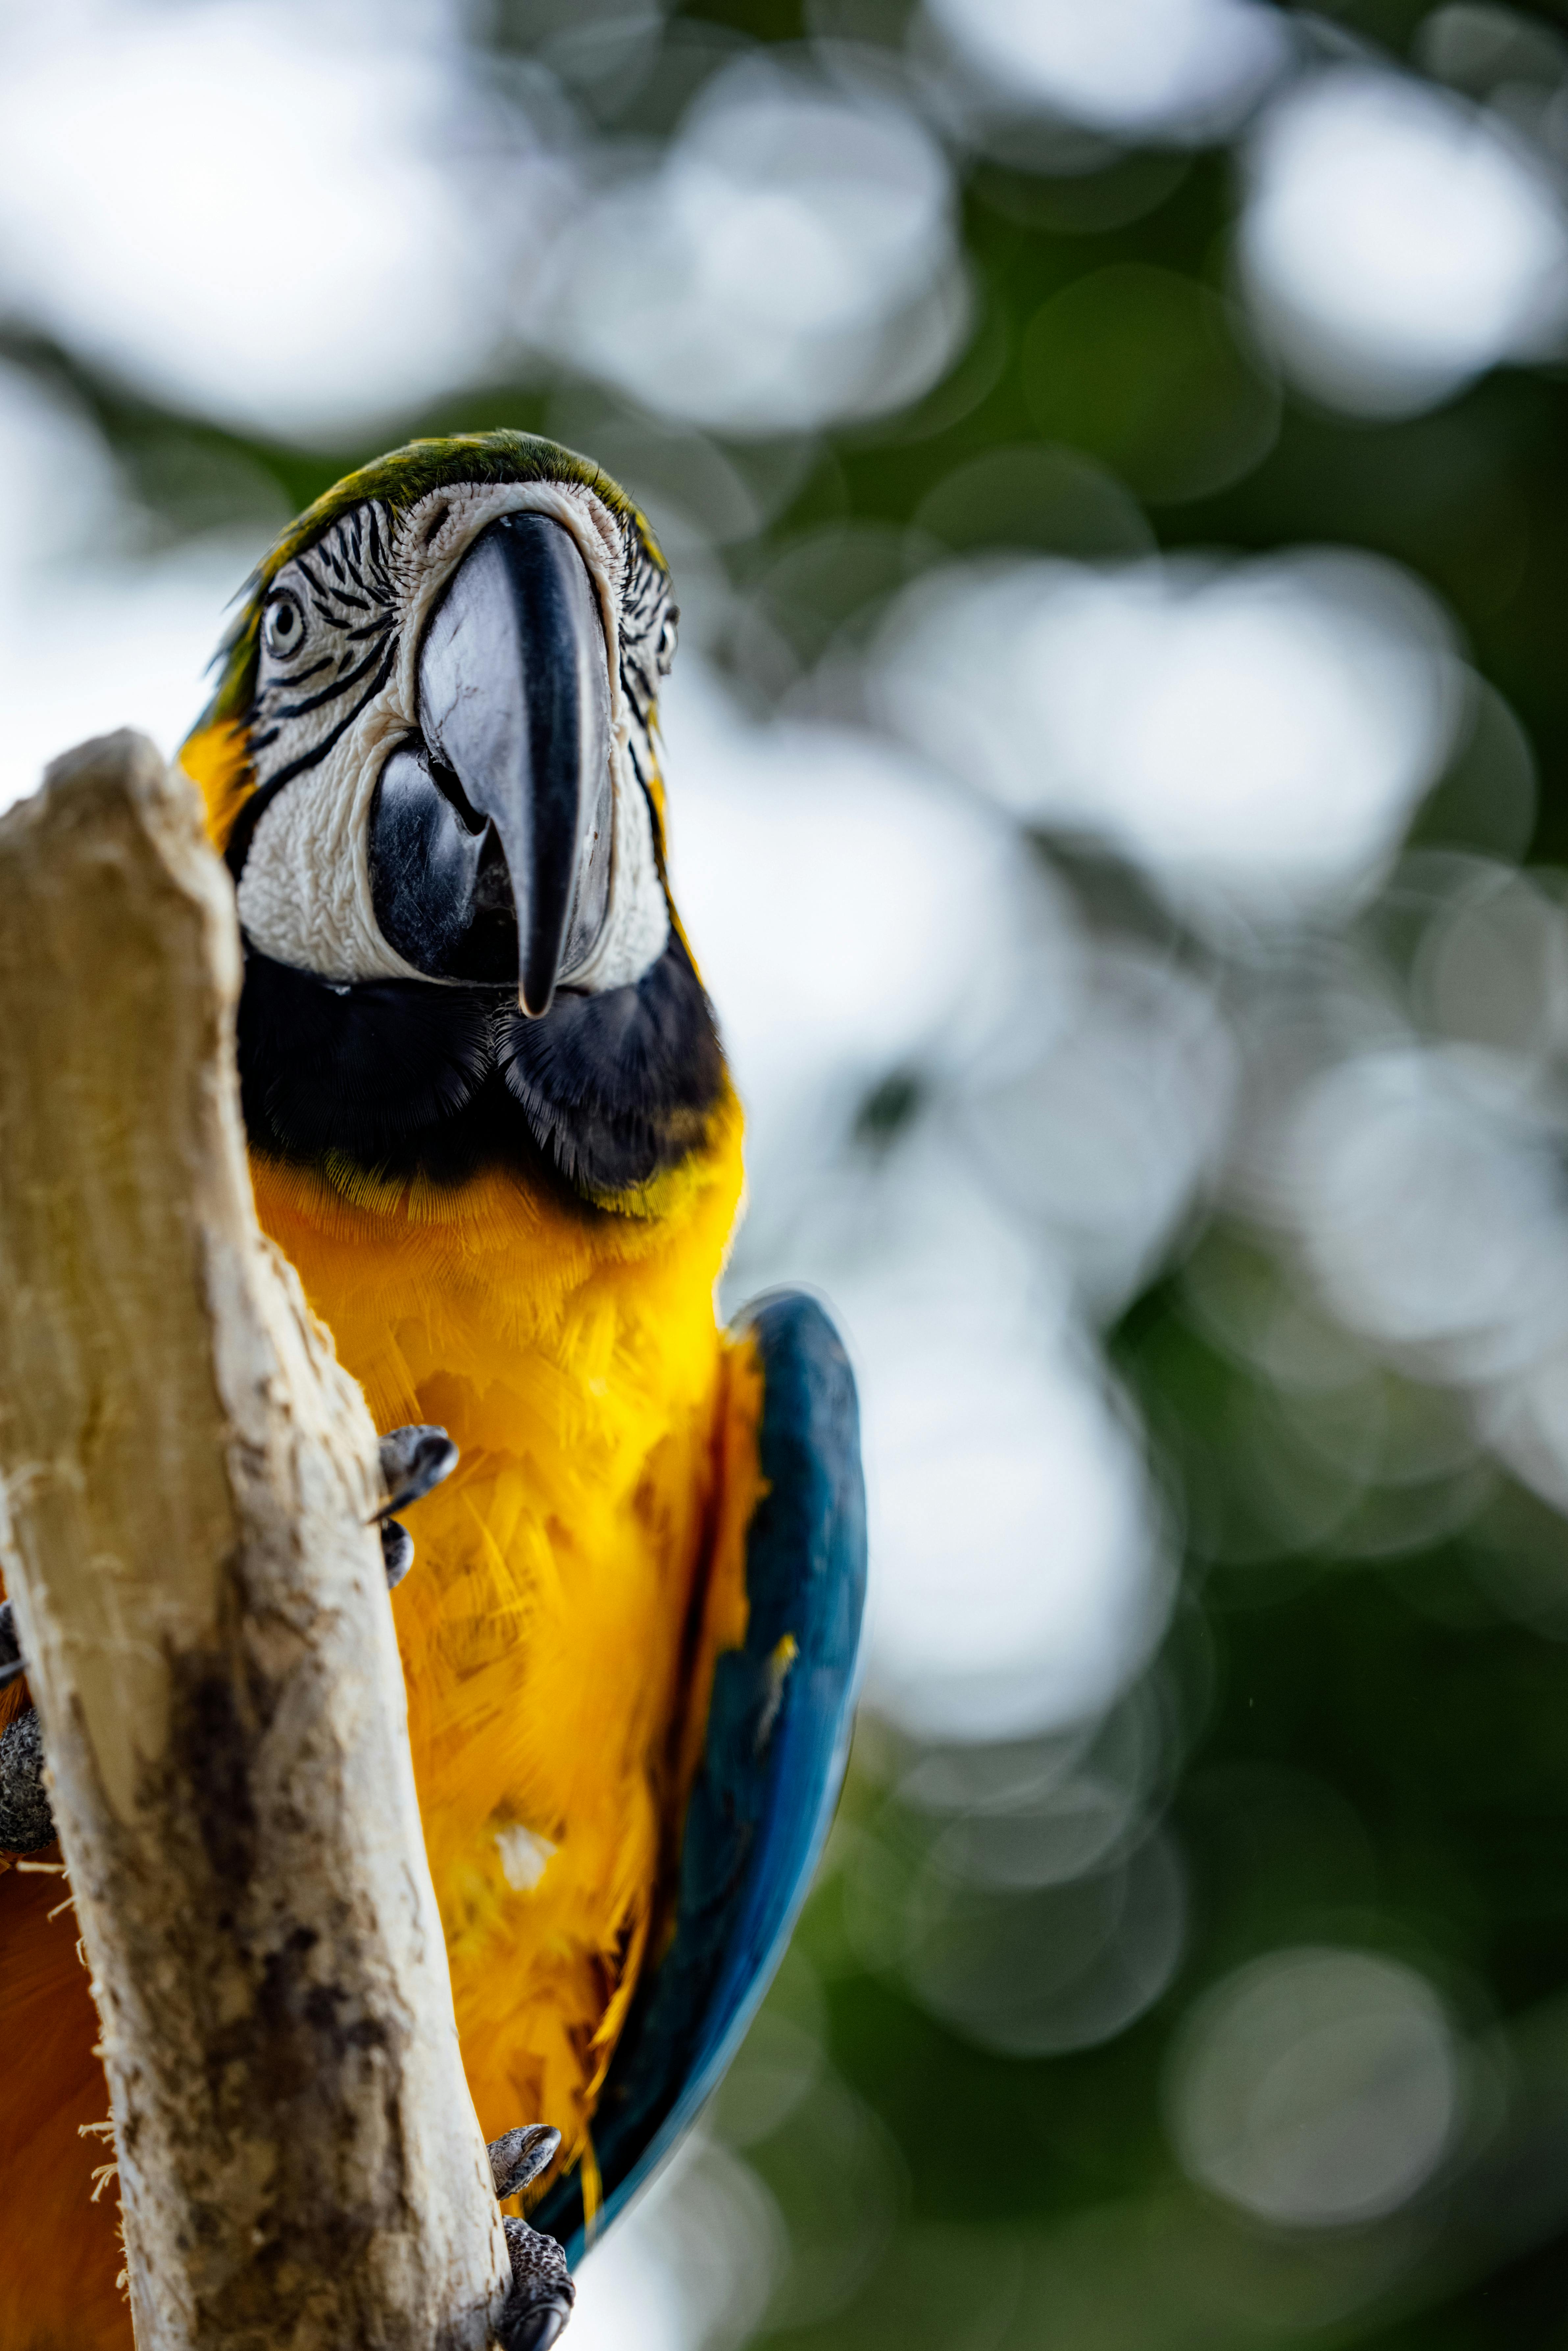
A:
[0, 732, 512, 2350]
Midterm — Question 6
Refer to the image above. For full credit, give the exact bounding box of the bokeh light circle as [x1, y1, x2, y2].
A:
[1166, 1947, 1464, 2226]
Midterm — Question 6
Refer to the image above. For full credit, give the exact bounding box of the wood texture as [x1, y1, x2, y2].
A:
[0, 732, 512, 2349]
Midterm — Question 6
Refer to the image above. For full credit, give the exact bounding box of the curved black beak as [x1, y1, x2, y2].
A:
[368, 512, 613, 1018]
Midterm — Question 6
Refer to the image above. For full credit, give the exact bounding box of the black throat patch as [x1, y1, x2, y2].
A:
[236, 931, 726, 1208]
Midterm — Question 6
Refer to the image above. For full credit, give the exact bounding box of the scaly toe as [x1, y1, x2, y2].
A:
[488, 2124, 562, 2203]
[498, 2285, 574, 2351]
[0, 1598, 24, 1687]
[380, 1520, 416, 1590]
[375, 1425, 459, 1519]
[0, 1705, 54, 1853]
[499, 2216, 574, 2351]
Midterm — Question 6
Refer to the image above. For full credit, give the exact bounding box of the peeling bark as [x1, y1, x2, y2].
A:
[0, 732, 512, 2349]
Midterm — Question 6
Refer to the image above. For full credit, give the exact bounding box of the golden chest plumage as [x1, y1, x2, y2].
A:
[247, 1097, 751, 2174]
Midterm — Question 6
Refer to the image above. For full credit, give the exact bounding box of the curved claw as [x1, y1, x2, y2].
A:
[0, 1706, 53, 1852]
[374, 1426, 459, 1590]
[380, 1521, 416, 1590]
[498, 2286, 574, 2351]
[374, 1424, 459, 1520]
[0, 1600, 52, 1854]
[489, 2124, 563, 2203]
[499, 2214, 574, 2351]
[0, 1597, 22, 1683]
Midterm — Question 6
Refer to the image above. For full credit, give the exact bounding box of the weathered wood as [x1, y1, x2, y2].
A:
[0, 732, 512, 2349]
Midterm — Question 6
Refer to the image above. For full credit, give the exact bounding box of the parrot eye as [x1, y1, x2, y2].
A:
[655, 608, 678, 677]
[262, 593, 308, 661]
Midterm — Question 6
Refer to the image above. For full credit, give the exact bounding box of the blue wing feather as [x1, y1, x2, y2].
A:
[533, 1289, 866, 2260]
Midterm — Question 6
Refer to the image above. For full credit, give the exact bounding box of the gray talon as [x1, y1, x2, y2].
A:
[488, 2124, 562, 2203]
[498, 2283, 573, 2351]
[487, 2127, 573, 2351]
[0, 1705, 54, 1853]
[373, 1426, 458, 1591]
[499, 2215, 574, 2351]
[381, 1520, 416, 1589]
[375, 1424, 459, 1520]
[0, 1602, 51, 1852]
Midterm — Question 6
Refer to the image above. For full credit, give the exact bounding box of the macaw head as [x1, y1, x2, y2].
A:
[181, 432, 729, 1214]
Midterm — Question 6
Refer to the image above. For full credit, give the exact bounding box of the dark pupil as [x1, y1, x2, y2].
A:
[276, 606, 295, 637]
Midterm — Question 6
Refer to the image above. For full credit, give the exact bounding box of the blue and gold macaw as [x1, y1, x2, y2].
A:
[0, 431, 865, 2350]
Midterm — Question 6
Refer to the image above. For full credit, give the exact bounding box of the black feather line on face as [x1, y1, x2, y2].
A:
[270, 631, 396, 721]
[237, 933, 724, 1206]
[231, 634, 399, 876]
[296, 558, 336, 612]
[273, 653, 335, 689]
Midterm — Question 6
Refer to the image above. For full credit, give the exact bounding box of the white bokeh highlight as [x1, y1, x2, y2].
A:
[1288, 1046, 1568, 1386]
[0, 364, 254, 812]
[906, 1823, 1187, 2053]
[660, 662, 1032, 1182]
[843, 1148, 1169, 1742]
[960, 944, 1237, 1308]
[924, 0, 1290, 143]
[876, 551, 1463, 928]
[1167, 1947, 1464, 2225]
[528, 58, 967, 435]
[1241, 67, 1568, 416]
[664, 664, 1174, 1741]
[0, 0, 498, 439]
[567, 2138, 782, 2351]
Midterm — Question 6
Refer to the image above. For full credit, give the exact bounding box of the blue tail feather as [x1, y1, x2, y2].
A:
[533, 1290, 866, 2259]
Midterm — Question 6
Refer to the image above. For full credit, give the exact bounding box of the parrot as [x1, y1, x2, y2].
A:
[0, 430, 866, 2351]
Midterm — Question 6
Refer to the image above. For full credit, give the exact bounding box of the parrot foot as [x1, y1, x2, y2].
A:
[373, 1424, 459, 1589]
[489, 2125, 562, 2201]
[0, 1601, 53, 1853]
[487, 2125, 574, 2351]
[0, 1702, 52, 1852]
[0, 1597, 22, 1685]
[499, 2221, 574, 2351]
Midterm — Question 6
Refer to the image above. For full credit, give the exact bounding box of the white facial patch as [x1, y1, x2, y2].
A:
[235, 479, 670, 996]
[238, 699, 415, 983]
